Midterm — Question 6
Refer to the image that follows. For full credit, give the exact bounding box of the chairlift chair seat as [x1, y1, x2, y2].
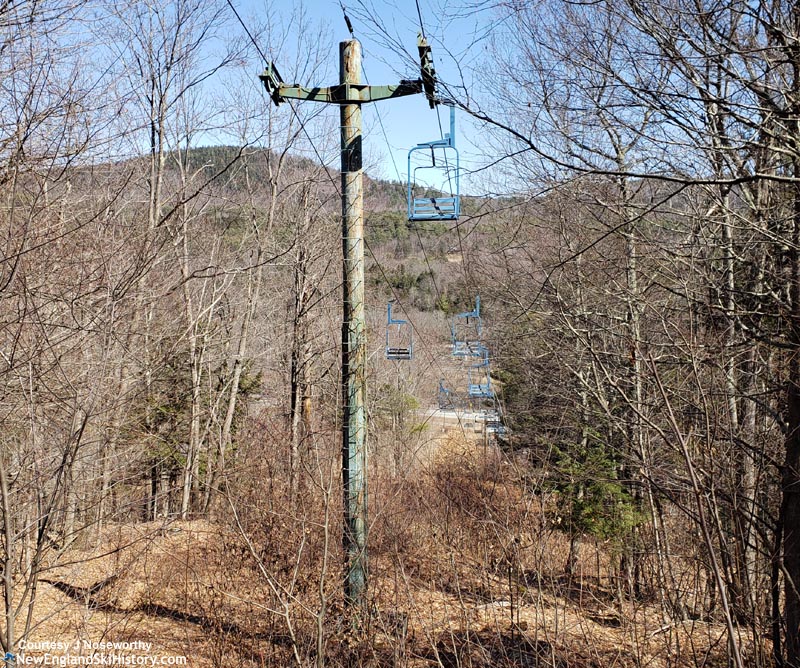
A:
[409, 195, 459, 221]
[468, 381, 494, 399]
[452, 340, 486, 358]
[386, 346, 412, 361]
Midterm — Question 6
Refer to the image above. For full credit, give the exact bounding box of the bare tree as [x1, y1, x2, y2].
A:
[412, 0, 800, 663]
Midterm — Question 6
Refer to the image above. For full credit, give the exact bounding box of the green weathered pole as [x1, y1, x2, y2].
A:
[340, 39, 367, 608]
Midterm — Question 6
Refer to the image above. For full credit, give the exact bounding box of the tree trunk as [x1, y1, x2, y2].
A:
[782, 175, 800, 667]
[290, 244, 313, 502]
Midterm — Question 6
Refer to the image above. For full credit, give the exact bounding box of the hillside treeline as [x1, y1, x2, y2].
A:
[5, 0, 800, 666]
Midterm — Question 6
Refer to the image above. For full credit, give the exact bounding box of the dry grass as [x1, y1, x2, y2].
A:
[20, 431, 766, 667]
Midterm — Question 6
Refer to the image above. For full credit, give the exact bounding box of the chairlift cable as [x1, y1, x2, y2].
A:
[365, 104, 452, 373]
[364, 237, 473, 435]
[225, 0, 267, 61]
[369, 98, 447, 320]
[343, 7, 448, 353]
[226, 0, 342, 197]
[415, 0, 427, 40]
[334, 4, 471, 436]
[356, 40, 447, 315]
[411, 1, 454, 195]
[339, 1, 355, 37]
[250, 0, 474, 438]
[355, 13, 479, 432]
[408, 2, 502, 429]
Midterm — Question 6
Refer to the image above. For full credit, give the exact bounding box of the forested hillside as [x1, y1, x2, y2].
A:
[5, 0, 800, 667]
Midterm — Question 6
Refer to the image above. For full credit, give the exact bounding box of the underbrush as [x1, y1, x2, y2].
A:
[40, 428, 768, 667]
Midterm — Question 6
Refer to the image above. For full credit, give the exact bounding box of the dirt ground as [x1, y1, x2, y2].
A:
[19, 434, 762, 668]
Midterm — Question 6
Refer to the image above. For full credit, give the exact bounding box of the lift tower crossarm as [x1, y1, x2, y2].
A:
[260, 65, 423, 106]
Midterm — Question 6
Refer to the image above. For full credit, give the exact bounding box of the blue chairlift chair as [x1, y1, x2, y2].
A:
[385, 301, 413, 361]
[485, 418, 506, 437]
[438, 378, 456, 409]
[467, 347, 493, 399]
[407, 104, 460, 222]
[451, 296, 483, 357]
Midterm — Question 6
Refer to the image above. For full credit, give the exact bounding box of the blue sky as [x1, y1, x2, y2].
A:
[232, 0, 489, 188]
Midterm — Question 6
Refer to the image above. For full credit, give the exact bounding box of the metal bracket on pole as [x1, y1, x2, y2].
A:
[260, 62, 288, 107]
[417, 34, 437, 108]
